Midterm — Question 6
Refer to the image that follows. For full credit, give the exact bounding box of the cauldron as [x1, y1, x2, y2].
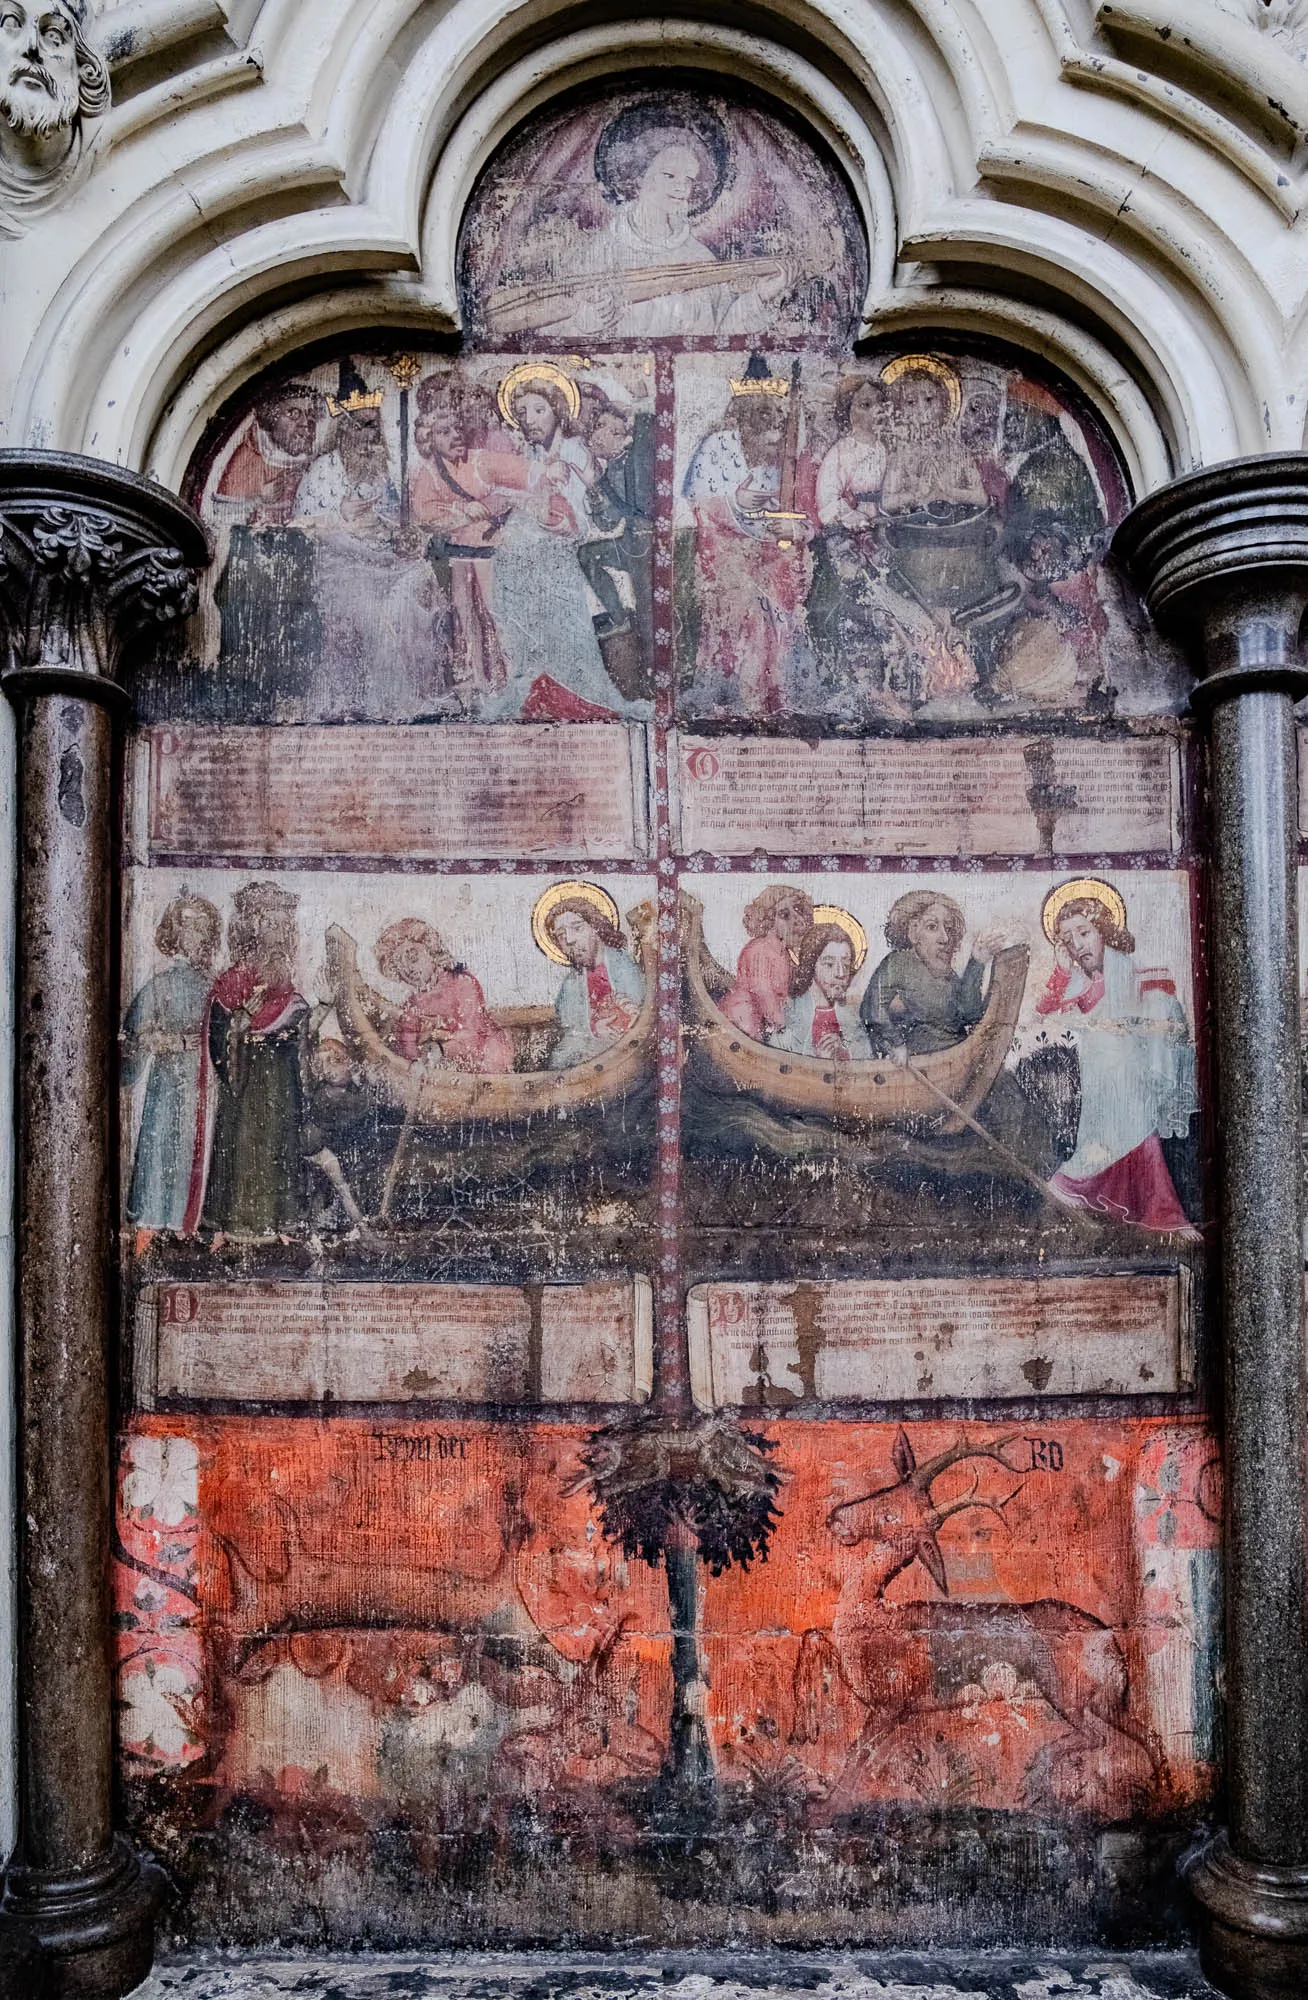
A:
[882, 501, 1003, 614]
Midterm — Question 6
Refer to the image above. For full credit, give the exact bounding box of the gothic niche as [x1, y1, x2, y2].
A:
[115, 78, 1214, 1947]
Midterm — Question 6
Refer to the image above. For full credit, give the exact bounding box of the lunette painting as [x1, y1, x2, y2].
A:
[117, 77, 1217, 1951]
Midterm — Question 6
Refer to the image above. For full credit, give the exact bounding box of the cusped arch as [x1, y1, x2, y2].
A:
[5, 0, 1261, 486]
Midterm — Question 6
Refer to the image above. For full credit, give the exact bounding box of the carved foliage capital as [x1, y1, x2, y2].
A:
[0, 453, 209, 704]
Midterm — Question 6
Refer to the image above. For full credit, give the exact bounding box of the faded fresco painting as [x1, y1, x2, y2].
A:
[121, 72, 1216, 1953]
[122, 868, 656, 1265]
[186, 353, 657, 723]
[704, 1420, 1221, 1822]
[114, 1417, 674, 1929]
[674, 352, 1184, 723]
[458, 87, 866, 344]
[681, 868, 1202, 1264]
[113, 1414, 1218, 1942]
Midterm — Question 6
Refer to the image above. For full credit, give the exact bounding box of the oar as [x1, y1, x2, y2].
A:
[306, 1146, 382, 1248]
[901, 1054, 1104, 1231]
[379, 1072, 423, 1223]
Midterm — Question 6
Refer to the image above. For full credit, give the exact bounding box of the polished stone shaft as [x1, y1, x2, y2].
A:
[14, 686, 117, 1874]
[1209, 687, 1308, 1865]
[1116, 458, 1308, 2000]
[0, 451, 207, 1998]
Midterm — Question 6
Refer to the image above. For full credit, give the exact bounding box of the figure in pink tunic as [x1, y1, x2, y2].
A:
[373, 919, 514, 1075]
[721, 884, 814, 1041]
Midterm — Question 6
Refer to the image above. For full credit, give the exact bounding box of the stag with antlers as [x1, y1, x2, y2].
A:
[802, 1429, 1159, 1798]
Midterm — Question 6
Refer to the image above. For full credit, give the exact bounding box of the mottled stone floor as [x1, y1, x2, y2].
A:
[130, 1949, 1224, 2000]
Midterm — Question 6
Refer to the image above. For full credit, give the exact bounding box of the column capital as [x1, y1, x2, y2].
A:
[1113, 452, 1308, 708]
[0, 450, 209, 714]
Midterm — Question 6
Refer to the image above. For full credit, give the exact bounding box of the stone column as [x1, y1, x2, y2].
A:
[0, 452, 208, 1998]
[1116, 456, 1308, 2000]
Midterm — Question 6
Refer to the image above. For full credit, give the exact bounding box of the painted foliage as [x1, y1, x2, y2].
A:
[119, 77, 1217, 1948]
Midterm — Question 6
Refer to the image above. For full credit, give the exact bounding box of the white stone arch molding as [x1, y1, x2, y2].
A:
[8, 0, 1253, 485]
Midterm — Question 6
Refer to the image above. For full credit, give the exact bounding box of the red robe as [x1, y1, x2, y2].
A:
[722, 935, 793, 1041]
[214, 430, 306, 524]
[395, 968, 514, 1074]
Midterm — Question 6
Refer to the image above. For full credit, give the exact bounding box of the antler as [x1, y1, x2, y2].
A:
[930, 1467, 1024, 1525]
[910, 1430, 1025, 1495]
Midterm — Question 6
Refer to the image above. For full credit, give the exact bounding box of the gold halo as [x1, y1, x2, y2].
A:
[532, 880, 620, 965]
[880, 353, 963, 421]
[497, 362, 581, 431]
[1041, 877, 1127, 945]
[811, 904, 868, 973]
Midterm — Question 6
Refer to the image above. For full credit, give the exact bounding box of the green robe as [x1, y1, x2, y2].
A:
[859, 947, 987, 1056]
[202, 984, 310, 1234]
[859, 945, 1057, 1174]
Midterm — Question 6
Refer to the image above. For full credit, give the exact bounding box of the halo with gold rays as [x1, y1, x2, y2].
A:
[497, 361, 581, 431]
[810, 904, 868, 972]
[1041, 877, 1127, 945]
[880, 352, 963, 421]
[532, 880, 621, 964]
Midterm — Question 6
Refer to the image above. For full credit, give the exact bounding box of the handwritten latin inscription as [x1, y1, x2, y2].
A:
[674, 734, 1179, 858]
[143, 724, 647, 861]
[142, 1279, 653, 1407]
[687, 1274, 1189, 1407]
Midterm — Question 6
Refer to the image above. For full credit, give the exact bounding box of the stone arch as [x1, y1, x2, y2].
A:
[3, 0, 1274, 490]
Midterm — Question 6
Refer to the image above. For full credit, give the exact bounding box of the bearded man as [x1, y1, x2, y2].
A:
[1037, 880, 1198, 1234]
[0, 0, 109, 211]
[543, 897, 645, 1071]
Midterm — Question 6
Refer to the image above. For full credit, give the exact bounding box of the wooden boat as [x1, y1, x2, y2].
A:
[324, 902, 655, 1123]
[681, 893, 1029, 1131]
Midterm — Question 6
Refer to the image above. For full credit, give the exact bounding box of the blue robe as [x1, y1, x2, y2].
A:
[550, 946, 646, 1070]
[123, 964, 211, 1229]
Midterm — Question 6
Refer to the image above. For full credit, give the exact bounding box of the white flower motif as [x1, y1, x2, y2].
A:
[121, 1435, 198, 1527]
[120, 1662, 198, 1760]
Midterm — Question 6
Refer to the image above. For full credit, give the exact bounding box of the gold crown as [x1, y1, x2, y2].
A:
[729, 374, 789, 397]
[327, 387, 385, 416]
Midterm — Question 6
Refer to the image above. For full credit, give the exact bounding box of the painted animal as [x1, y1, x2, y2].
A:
[814, 1429, 1137, 1755]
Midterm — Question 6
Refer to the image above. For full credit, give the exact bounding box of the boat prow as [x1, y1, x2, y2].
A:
[325, 904, 656, 1124]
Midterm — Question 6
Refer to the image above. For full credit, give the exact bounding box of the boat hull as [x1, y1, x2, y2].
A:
[681, 895, 1028, 1130]
[326, 903, 656, 1124]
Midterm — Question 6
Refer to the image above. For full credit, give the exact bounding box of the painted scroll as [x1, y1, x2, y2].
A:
[688, 1274, 1192, 1407]
[136, 1278, 653, 1408]
[673, 732, 1180, 858]
[139, 724, 650, 862]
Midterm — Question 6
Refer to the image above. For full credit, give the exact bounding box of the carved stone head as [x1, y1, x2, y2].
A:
[0, 0, 108, 219]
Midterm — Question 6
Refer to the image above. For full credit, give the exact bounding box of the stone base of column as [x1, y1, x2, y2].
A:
[0, 1835, 167, 1998]
[1189, 1831, 1308, 2000]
